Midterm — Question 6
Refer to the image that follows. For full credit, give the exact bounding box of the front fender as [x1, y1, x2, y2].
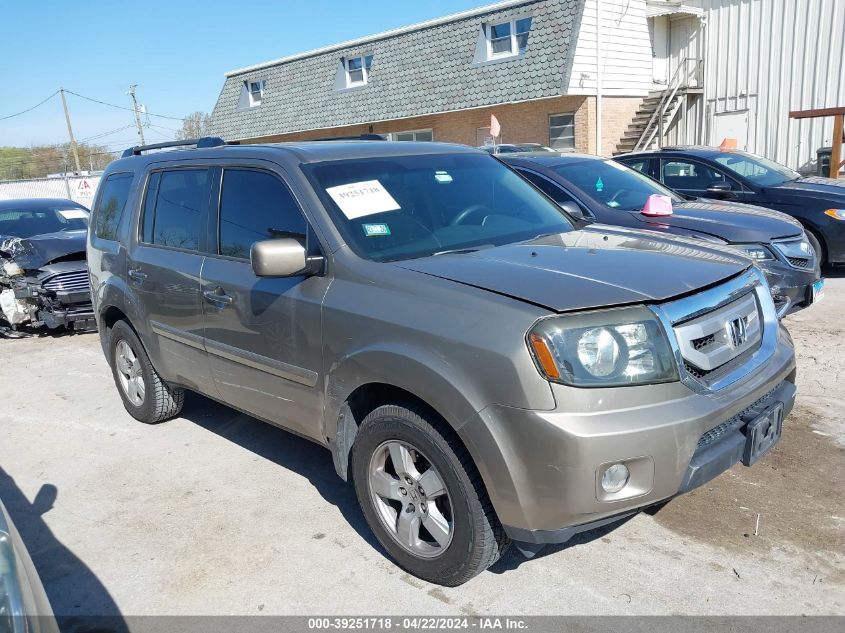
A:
[323, 345, 489, 442]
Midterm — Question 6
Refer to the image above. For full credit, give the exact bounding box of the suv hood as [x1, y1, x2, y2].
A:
[0, 230, 87, 270]
[768, 176, 845, 199]
[633, 199, 802, 243]
[396, 226, 750, 313]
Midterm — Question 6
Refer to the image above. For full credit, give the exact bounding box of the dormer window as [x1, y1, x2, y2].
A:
[345, 55, 373, 87]
[247, 80, 265, 107]
[486, 17, 532, 59]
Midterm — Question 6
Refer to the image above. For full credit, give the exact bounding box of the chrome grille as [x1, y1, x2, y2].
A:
[42, 270, 90, 293]
[673, 292, 762, 376]
[653, 269, 778, 393]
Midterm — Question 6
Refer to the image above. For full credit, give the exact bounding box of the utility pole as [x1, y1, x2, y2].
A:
[59, 88, 82, 174]
[127, 84, 146, 146]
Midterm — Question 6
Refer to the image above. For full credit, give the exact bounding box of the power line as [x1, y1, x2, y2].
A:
[0, 91, 59, 121]
[79, 124, 135, 142]
[63, 89, 184, 121]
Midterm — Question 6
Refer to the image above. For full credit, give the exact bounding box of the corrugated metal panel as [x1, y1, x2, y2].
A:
[679, 0, 845, 172]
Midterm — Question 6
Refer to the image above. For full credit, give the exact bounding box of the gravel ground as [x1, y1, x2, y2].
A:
[0, 273, 842, 619]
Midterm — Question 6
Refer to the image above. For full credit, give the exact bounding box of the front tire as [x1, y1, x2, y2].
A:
[805, 229, 825, 266]
[351, 403, 509, 586]
[109, 320, 184, 424]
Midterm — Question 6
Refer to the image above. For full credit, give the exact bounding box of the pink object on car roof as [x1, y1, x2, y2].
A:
[641, 194, 673, 217]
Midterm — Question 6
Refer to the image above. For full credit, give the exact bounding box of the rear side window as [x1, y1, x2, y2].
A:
[218, 169, 307, 259]
[93, 173, 133, 240]
[141, 169, 208, 250]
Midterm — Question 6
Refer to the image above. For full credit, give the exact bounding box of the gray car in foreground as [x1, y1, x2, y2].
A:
[88, 139, 796, 585]
[0, 499, 57, 633]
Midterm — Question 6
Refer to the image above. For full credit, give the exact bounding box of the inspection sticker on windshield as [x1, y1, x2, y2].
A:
[326, 180, 400, 220]
[58, 209, 88, 219]
[362, 223, 391, 237]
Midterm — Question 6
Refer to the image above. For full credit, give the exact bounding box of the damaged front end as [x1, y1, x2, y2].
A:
[0, 235, 95, 333]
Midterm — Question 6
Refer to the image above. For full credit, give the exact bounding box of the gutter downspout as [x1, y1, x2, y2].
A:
[595, 0, 603, 155]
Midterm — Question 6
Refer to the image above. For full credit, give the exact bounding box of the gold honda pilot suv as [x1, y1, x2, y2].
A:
[88, 138, 797, 585]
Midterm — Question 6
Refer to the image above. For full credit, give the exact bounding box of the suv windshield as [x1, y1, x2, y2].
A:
[551, 158, 683, 211]
[0, 206, 88, 238]
[304, 152, 574, 262]
[711, 151, 800, 186]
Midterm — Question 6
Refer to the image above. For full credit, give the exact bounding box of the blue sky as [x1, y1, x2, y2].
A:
[0, 0, 485, 149]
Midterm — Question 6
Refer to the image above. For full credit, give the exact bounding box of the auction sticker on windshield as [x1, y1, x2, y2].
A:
[326, 180, 400, 220]
[59, 209, 88, 219]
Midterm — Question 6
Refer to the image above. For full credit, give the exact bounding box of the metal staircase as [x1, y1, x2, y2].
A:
[614, 58, 704, 155]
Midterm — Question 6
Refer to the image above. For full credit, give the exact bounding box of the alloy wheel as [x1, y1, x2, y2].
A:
[114, 339, 145, 407]
[368, 440, 454, 558]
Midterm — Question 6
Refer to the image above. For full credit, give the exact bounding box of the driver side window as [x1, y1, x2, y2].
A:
[661, 159, 732, 192]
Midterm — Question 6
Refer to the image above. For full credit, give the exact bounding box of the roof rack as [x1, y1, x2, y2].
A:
[121, 136, 231, 158]
[310, 133, 387, 142]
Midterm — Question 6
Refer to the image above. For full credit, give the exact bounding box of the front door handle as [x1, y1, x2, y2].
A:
[203, 287, 233, 308]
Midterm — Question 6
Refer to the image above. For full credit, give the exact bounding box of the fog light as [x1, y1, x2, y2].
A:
[601, 463, 630, 493]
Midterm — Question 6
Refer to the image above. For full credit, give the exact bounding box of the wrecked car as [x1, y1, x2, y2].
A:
[0, 198, 95, 333]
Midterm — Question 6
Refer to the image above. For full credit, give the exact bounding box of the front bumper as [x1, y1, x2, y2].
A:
[459, 323, 796, 545]
[757, 259, 820, 318]
[8, 284, 94, 330]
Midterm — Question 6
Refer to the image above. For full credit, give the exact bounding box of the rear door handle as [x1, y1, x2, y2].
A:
[203, 288, 233, 308]
[128, 268, 147, 283]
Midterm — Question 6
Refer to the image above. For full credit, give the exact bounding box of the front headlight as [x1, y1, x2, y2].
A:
[731, 243, 775, 261]
[823, 209, 845, 220]
[528, 307, 679, 387]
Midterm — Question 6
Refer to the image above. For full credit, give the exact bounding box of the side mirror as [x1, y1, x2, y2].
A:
[251, 238, 308, 277]
[559, 201, 587, 222]
[706, 181, 733, 196]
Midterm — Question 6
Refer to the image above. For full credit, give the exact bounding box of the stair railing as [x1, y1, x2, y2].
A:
[633, 58, 703, 152]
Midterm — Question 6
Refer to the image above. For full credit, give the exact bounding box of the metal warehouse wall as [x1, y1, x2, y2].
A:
[682, 0, 845, 172]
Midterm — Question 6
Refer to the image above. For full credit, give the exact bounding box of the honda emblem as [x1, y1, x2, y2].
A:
[727, 317, 747, 348]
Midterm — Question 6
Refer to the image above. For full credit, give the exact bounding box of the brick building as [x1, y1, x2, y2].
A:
[207, 0, 699, 156]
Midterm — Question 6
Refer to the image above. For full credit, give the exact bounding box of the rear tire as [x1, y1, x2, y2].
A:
[351, 402, 509, 586]
[109, 320, 184, 424]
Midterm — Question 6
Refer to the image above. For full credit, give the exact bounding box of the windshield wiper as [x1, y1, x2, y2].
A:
[431, 244, 496, 257]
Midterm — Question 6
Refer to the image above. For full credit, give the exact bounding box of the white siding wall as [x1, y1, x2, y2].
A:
[568, 0, 654, 96]
[684, 0, 845, 172]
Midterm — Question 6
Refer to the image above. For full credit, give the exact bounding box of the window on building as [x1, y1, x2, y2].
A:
[486, 17, 532, 59]
[549, 113, 575, 150]
[391, 129, 434, 142]
[346, 55, 374, 87]
[218, 169, 308, 260]
[246, 80, 265, 107]
[93, 172, 133, 241]
[141, 169, 208, 250]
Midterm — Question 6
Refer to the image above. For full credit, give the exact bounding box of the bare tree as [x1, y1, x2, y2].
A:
[176, 112, 211, 140]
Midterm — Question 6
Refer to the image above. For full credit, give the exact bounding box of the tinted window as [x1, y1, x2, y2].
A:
[711, 151, 800, 186]
[0, 205, 88, 239]
[304, 153, 573, 263]
[142, 169, 207, 250]
[93, 173, 132, 240]
[552, 158, 682, 211]
[661, 159, 731, 191]
[518, 170, 576, 204]
[622, 158, 650, 174]
[218, 169, 307, 259]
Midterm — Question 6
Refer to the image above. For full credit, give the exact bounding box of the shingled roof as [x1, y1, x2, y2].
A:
[208, 0, 585, 141]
